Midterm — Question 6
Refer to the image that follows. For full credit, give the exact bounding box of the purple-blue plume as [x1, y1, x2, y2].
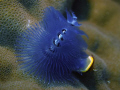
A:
[15, 6, 88, 86]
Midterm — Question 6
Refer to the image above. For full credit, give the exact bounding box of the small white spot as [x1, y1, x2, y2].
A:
[107, 80, 110, 84]
[26, 19, 30, 28]
[62, 29, 67, 34]
[58, 34, 63, 40]
[55, 39, 59, 46]
[93, 69, 98, 71]
[63, 31, 65, 34]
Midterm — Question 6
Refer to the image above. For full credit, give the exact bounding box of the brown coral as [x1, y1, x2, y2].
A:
[0, 0, 120, 90]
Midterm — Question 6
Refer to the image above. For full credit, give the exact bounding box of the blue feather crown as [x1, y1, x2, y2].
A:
[15, 6, 88, 86]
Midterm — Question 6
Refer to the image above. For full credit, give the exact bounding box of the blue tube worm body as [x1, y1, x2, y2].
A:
[15, 6, 88, 86]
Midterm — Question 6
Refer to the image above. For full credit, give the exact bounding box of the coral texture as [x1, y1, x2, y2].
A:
[0, 0, 120, 90]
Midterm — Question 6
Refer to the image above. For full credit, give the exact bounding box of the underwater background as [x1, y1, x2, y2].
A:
[0, 0, 120, 90]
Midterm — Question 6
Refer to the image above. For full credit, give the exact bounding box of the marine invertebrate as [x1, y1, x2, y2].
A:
[15, 6, 89, 86]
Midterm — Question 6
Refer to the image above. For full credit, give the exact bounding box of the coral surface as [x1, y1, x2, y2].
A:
[0, 0, 120, 90]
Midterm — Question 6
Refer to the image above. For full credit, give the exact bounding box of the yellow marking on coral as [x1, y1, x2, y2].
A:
[80, 55, 94, 72]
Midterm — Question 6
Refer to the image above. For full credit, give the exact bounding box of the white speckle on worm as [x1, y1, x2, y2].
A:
[55, 39, 59, 45]
[58, 34, 63, 40]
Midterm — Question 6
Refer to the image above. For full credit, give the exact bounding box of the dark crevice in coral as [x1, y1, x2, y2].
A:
[0, 65, 12, 81]
[18, 0, 36, 9]
[0, 26, 19, 48]
[72, 71, 97, 90]
[72, 64, 110, 90]
[71, 0, 91, 21]
[113, 0, 120, 4]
